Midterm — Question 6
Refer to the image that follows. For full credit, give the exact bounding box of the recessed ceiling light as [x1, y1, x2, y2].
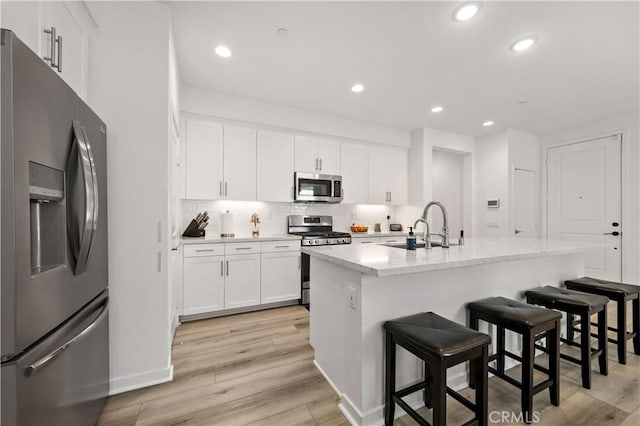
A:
[452, 2, 479, 22]
[510, 37, 537, 52]
[214, 45, 232, 58]
[482, 120, 495, 127]
[351, 84, 365, 93]
[431, 106, 444, 113]
[276, 28, 289, 37]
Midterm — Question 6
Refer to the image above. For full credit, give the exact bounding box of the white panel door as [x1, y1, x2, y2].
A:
[387, 149, 408, 206]
[368, 148, 389, 204]
[225, 254, 261, 309]
[341, 143, 369, 204]
[547, 135, 622, 281]
[513, 169, 538, 238]
[257, 130, 294, 202]
[261, 252, 301, 304]
[294, 135, 318, 173]
[224, 126, 256, 200]
[317, 139, 341, 175]
[183, 255, 225, 315]
[185, 120, 223, 200]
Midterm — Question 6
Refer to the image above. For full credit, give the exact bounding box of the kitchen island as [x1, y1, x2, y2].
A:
[302, 238, 586, 425]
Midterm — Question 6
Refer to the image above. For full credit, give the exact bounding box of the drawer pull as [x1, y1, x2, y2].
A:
[275, 245, 290, 248]
[195, 249, 215, 252]
[235, 247, 252, 250]
[361, 241, 372, 244]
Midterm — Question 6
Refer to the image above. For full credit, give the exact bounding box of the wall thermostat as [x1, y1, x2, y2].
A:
[487, 199, 500, 208]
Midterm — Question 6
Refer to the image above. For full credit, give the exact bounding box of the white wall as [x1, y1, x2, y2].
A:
[539, 112, 640, 284]
[181, 85, 411, 148]
[474, 132, 510, 237]
[432, 150, 465, 238]
[87, 1, 172, 394]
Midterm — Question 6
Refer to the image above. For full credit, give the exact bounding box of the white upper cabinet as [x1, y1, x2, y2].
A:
[257, 130, 294, 202]
[184, 120, 256, 201]
[341, 143, 368, 204]
[184, 120, 224, 200]
[223, 126, 256, 201]
[2, 1, 90, 99]
[294, 136, 341, 175]
[368, 147, 408, 206]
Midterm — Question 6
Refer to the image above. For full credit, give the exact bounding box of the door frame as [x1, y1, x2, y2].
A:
[542, 129, 627, 280]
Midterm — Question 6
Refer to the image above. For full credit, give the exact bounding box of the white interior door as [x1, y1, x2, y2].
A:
[547, 135, 622, 281]
[513, 168, 538, 238]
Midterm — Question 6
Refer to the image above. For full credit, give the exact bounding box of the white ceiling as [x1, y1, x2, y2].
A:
[170, 1, 639, 136]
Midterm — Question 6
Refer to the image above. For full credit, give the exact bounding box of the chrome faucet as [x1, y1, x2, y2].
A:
[418, 201, 449, 248]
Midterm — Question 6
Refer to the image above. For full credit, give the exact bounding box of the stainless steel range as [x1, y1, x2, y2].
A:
[287, 215, 351, 305]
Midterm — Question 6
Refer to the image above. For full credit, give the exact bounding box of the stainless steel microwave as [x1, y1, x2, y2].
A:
[294, 172, 343, 203]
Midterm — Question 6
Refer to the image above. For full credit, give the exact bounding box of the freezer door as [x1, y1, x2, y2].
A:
[2, 290, 109, 426]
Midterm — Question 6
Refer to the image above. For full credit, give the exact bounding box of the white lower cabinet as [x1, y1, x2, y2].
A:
[224, 253, 261, 309]
[182, 240, 300, 318]
[261, 251, 301, 304]
[183, 255, 225, 315]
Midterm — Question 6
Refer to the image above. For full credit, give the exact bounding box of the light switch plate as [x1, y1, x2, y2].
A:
[348, 286, 358, 310]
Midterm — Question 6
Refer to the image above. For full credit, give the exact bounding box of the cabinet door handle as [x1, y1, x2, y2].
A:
[298, 255, 301, 269]
[389, 191, 391, 203]
[43, 27, 57, 67]
[219, 181, 223, 196]
[226, 260, 229, 276]
[315, 158, 319, 170]
[319, 158, 322, 170]
[55, 35, 62, 72]
[224, 181, 228, 196]
[220, 260, 224, 276]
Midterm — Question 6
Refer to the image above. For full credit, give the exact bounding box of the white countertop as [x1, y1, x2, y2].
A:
[181, 235, 301, 245]
[302, 238, 589, 277]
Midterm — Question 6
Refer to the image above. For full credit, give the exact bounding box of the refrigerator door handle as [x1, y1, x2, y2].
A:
[25, 299, 109, 378]
[82, 124, 100, 268]
[68, 122, 97, 275]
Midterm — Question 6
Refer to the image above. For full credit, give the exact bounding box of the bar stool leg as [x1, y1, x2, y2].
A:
[384, 331, 396, 426]
[431, 363, 447, 426]
[549, 320, 560, 407]
[617, 299, 627, 364]
[521, 330, 535, 424]
[475, 346, 489, 426]
[468, 312, 479, 389]
[424, 361, 432, 408]
[633, 297, 640, 355]
[597, 306, 608, 376]
[580, 312, 592, 389]
[567, 313, 574, 343]
[496, 326, 506, 374]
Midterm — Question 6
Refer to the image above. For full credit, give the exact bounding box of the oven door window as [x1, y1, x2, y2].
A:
[298, 178, 331, 197]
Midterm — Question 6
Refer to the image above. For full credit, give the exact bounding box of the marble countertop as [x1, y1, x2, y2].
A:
[302, 238, 590, 277]
[181, 235, 301, 245]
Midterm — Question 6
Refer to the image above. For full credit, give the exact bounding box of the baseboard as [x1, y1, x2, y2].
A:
[108, 364, 173, 396]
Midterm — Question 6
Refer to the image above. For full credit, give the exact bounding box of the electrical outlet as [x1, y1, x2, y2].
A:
[348, 286, 358, 310]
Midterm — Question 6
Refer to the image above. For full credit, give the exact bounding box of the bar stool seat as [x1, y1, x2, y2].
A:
[525, 286, 609, 389]
[565, 277, 640, 364]
[468, 297, 561, 424]
[384, 312, 491, 426]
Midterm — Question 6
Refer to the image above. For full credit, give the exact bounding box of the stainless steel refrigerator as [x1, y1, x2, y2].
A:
[1, 29, 109, 425]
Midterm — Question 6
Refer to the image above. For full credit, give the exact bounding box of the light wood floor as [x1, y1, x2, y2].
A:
[99, 302, 639, 425]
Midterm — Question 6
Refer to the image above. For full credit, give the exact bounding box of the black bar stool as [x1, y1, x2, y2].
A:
[467, 297, 561, 424]
[565, 277, 640, 364]
[524, 286, 608, 389]
[384, 312, 491, 426]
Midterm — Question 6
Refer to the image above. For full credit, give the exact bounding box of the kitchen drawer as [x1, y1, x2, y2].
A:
[184, 243, 224, 257]
[225, 242, 261, 255]
[351, 237, 380, 244]
[380, 237, 403, 244]
[261, 241, 300, 253]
